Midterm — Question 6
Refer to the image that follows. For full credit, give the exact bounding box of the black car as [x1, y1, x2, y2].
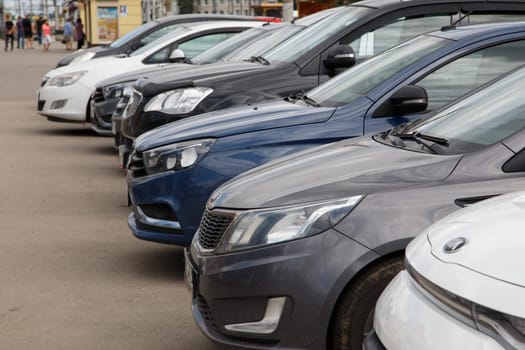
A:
[120, 0, 525, 163]
[90, 22, 304, 137]
[186, 66, 525, 350]
[56, 14, 268, 67]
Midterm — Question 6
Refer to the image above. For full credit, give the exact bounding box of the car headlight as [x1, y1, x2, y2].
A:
[142, 138, 216, 175]
[70, 51, 96, 64]
[144, 87, 213, 114]
[48, 71, 87, 87]
[408, 263, 525, 349]
[216, 195, 363, 253]
[102, 82, 134, 99]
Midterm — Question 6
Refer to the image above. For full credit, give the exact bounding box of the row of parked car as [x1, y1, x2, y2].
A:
[37, 1, 525, 349]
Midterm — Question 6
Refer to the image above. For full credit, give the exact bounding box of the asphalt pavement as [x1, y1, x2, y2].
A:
[0, 43, 220, 349]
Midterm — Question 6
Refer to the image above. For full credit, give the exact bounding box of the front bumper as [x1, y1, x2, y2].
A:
[90, 97, 118, 136]
[127, 165, 230, 246]
[374, 271, 503, 350]
[38, 81, 92, 122]
[187, 229, 375, 350]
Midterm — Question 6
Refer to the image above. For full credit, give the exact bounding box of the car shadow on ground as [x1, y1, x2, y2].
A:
[123, 246, 186, 282]
[86, 143, 118, 156]
[23, 126, 97, 137]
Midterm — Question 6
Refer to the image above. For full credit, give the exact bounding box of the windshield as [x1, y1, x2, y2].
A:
[110, 21, 158, 48]
[402, 68, 525, 154]
[191, 27, 267, 64]
[263, 6, 372, 64]
[307, 35, 448, 107]
[130, 26, 191, 57]
[225, 24, 304, 62]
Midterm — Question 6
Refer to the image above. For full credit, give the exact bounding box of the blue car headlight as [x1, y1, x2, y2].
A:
[144, 87, 213, 114]
[142, 138, 216, 175]
[215, 195, 363, 253]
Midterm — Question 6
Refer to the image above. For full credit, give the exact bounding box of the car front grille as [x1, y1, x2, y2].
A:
[123, 90, 142, 119]
[127, 151, 146, 178]
[197, 295, 218, 331]
[37, 100, 45, 111]
[198, 209, 235, 250]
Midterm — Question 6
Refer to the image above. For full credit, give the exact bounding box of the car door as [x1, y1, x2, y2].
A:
[363, 37, 525, 134]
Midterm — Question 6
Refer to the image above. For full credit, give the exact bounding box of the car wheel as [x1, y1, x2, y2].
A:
[331, 255, 404, 350]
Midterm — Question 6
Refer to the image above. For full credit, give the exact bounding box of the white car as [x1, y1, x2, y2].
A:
[370, 191, 525, 350]
[37, 20, 262, 122]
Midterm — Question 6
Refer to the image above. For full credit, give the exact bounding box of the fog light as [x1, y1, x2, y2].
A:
[224, 297, 286, 334]
[50, 99, 67, 110]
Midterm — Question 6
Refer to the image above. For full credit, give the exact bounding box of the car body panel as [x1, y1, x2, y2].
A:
[187, 67, 525, 349]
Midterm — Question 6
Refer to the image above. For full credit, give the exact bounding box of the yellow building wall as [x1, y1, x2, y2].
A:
[86, 0, 142, 45]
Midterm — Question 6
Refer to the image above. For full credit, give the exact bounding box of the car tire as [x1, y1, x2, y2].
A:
[331, 255, 404, 350]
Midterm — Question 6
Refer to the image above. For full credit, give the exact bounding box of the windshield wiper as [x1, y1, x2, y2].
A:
[415, 132, 449, 145]
[285, 91, 320, 107]
[390, 132, 440, 154]
[247, 55, 270, 65]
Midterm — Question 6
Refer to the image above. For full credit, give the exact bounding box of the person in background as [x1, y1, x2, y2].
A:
[4, 15, 15, 52]
[16, 16, 24, 49]
[74, 18, 84, 50]
[22, 14, 33, 49]
[36, 16, 43, 45]
[63, 17, 73, 51]
[41, 18, 52, 52]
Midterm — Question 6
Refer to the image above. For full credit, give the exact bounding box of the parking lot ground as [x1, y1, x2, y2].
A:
[0, 44, 219, 349]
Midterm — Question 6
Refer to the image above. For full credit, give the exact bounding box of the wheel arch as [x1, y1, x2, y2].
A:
[323, 238, 411, 349]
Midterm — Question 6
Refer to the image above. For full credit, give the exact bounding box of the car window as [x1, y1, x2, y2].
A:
[408, 69, 525, 154]
[145, 46, 171, 63]
[109, 21, 158, 48]
[416, 40, 525, 111]
[192, 28, 267, 64]
[178, 32, 237, 58]
[349, 15, 454, 61]
[140, 23, 183, 46]
[263, 6, 372, 64]
[307, 35, 449, 107]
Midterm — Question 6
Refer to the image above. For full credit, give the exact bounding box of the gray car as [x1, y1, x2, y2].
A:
[186, 66, 525, 350]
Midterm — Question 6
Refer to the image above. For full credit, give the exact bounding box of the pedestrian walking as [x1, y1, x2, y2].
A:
[42, 18, 52, 52]
[4, 15, 15, 52]
[36, 16, 43, 45]
[63, 17, 74, 51]
[22, 14, 34, 49]
[74, 18, 85, 50]
[16, 16, 24, 49]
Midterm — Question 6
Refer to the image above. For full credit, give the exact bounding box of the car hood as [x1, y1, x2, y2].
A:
[45, 55, 138, 78]
[210, 137, 462, 209]
[135, 61, 273, 97]
[135, 100, 336, 151]
[96, 63, 192, 88]
[427, 191, 525, 287]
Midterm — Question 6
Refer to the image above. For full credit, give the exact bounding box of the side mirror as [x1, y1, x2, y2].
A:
[169, 48, 186, 62]
[373, 85, 428, 118]
[323, 45, 356, 70]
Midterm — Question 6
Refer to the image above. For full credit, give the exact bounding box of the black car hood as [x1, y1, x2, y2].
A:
[135, 61, 272, 97]
[96, 63, 192, 88]
[210, 137, 462, 209]
[135, 100, 336, 151]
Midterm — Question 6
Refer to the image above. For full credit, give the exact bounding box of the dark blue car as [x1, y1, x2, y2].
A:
[127, 22, 525, 245]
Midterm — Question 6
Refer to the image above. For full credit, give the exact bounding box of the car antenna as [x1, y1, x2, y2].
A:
[441, 11, 472, 31]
